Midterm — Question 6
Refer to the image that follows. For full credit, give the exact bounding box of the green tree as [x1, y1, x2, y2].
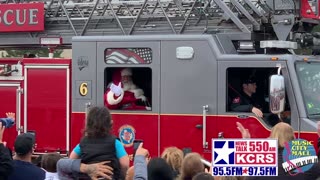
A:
[4, 48, 63, 58]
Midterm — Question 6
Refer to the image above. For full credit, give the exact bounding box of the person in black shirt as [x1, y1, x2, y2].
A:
[0, 122, 13, 180]
[230, 78, 263, 118]
[8, 133, 45, 180]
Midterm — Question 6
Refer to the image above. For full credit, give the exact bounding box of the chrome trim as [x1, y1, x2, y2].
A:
[0, 83, 20, 87]
[24, 65, 69, 69]
[202, 105, 209, 149]
[0, 77, 24, 81]
[66, 68, 70, 153]
[24, 67, 28, 133]
[16, 87, 22, 133]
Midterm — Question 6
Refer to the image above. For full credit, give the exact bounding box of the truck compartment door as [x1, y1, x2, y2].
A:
[160, 40, 217, 157]
[24, 62, 70, 154]
[0, 83, 22, 150]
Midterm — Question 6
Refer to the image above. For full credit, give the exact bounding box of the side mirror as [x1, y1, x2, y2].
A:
[269, 75, 285, 114]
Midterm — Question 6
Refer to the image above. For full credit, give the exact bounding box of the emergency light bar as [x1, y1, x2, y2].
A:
[40, 37, 62, 45]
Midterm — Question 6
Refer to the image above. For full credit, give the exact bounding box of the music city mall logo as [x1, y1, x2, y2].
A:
[282, 138, 318, 176]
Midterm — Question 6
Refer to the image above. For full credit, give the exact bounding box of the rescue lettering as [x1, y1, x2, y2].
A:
[0, 9, 38, 25]
[0, 3, 44, 32]
[235, 153, 276, 164]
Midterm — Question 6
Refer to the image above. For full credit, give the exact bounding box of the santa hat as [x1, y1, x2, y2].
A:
[111, 69, 122, 86]
[121, 68, 132, 76]
[110, 68, 133, 87]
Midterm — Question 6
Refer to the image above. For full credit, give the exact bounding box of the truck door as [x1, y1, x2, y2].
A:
[0, 83, 22, 150]
[24, 59, 70, 154]
[160, 40, 218, 158]
[217, 60, 298, 138]
[94, 41, 160, 157]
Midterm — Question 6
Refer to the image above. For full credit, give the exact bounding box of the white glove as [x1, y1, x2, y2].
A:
[110, 83, 123, 96]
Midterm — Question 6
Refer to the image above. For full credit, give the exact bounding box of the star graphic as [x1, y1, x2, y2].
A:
[214, 142, 234, 164]
[242, 167, 248, 174]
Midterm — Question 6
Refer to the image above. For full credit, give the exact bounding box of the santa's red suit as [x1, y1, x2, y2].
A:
[104, 68, 150, 110]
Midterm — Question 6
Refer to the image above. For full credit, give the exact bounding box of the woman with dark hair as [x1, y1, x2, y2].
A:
[147, 158, 174, 180]
[69, 106, 129, 180]
[192, 172, 214, 180]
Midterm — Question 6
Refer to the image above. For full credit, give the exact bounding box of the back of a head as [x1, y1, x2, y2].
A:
[161, 147, 184, 173]
[148, 158, 174, 180]
[41, 153, 63, 173]
[14, 133, 35, 157]
[270, 122, 295, 148]
[180, 153, 204, 180]
[192, 172, 214, 180]
[32, 155, 43, 167]
[85, 106, 112, 138]
[27, 54, 36, 58]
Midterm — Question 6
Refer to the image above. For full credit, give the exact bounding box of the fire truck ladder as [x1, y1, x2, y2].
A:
[0, 0, 299, 45]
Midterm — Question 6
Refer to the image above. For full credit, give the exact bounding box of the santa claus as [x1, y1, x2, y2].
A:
[104, 68, 151, 110]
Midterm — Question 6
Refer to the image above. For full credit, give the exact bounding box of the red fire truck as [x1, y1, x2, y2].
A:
[1, 0, 320, 161]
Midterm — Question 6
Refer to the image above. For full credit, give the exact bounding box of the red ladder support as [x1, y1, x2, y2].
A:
[301, 0, 320, 20]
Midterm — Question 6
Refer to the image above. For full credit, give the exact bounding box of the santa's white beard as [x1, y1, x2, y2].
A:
[122, 81, 134, 91]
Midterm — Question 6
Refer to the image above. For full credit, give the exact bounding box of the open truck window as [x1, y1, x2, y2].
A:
[105, 48, 152, 64]
[227, 67, 291, 126]
[104, 67, 152, 111]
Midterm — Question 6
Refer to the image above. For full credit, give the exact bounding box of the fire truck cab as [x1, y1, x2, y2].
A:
[71, 35, 320, 159]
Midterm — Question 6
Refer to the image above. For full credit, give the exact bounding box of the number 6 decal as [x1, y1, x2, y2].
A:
[79, 82, 88, 96]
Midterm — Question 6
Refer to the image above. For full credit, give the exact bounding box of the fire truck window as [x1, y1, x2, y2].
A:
[105, 48, 152, 64]
[104, 67, 152, 111]
[227, 68, 291, 126]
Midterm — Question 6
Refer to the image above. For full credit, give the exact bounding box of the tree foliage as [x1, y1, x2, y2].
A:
[4, 48, 63, 58]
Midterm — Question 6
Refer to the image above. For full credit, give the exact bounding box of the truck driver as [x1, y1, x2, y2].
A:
[230, 77, 263, 118]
